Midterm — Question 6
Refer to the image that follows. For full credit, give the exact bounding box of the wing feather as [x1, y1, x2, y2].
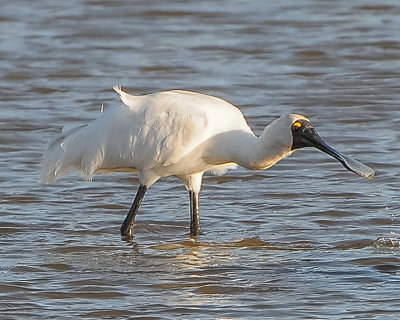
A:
[41, 88, 252, 183]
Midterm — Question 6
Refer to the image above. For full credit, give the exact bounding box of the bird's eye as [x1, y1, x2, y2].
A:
[292, 121, 302, 130]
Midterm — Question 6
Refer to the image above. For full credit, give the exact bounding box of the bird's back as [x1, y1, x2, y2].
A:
[41, 88, 253, 183]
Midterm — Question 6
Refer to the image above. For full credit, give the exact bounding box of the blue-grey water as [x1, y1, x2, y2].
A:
[1, 0, 399, 319]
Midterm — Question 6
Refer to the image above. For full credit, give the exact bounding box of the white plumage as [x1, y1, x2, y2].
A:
[42, 86, 298, 188]
[41, 86, 374, 238]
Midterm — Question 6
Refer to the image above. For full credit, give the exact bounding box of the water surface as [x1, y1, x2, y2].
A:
[1, 0, 399, 319]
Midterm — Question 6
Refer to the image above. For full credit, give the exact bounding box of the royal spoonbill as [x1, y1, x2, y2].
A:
[41, 86, 374, 238]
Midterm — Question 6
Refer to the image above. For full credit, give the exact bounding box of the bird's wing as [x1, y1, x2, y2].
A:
[41, 88, 252, 183]
[41, 100, 210, 182]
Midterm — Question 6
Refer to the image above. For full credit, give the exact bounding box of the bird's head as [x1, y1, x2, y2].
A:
[289, 115, 374, 179]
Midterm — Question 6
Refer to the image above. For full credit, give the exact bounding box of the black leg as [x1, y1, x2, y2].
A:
[121, 184, 147, 239]
[189, 190, 201, 236]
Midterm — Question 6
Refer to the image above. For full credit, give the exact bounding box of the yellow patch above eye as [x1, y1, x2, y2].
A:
[293, 121, 302, 128]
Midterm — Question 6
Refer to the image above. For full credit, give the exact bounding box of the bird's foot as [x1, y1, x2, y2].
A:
[189, 229, 203, 238]
[121, 224, 134, 242]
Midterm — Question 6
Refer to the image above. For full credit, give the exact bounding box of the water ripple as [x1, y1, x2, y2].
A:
[1, 0, 399, 318]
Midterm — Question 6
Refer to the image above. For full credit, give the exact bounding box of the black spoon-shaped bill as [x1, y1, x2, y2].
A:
[291, 120, 375, 179]
[311, 134, 375, 179]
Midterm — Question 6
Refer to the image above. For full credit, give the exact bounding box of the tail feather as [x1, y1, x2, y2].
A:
[41, 86, 132, 184]
[41, 124, 93, 184]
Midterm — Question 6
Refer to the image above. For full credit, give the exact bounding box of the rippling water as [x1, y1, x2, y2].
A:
[1, 0, 399, 319]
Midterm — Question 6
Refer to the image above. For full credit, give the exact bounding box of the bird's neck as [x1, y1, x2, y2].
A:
[205, 125, 293, 170]
[245, 125, 293, 170]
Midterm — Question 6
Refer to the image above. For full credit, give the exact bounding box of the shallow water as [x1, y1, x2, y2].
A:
[1, 0, 399, 319]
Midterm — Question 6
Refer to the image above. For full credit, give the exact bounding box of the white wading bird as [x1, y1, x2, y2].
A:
[41, 86, 374, 239]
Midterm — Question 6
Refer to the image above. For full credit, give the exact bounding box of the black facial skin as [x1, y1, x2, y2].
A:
[291, 119, 319, 150]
